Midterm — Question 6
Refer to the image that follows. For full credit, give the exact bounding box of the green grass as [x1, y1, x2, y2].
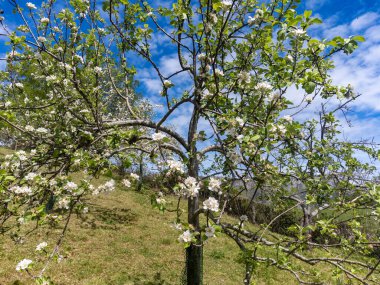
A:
[1, 186, 377, 285]
[0, 147, 378, 284]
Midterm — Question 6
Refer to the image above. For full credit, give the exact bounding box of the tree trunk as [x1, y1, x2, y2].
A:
[186, 101, 202, 285]
[137, 152, 143, 192]
[186, 196, 202, 284]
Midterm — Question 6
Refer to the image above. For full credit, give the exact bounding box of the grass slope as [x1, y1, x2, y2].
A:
[0, 188, 248, 285]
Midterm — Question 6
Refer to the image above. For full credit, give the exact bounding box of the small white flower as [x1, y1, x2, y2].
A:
[46, 75, 57, 82]
[15, 82, 24, 89]
[12, 186, 33, 195]
[83, 207, 89, 214]
[37, 36, 47, 43]
[16, 259, 32, 271]
[236, 117, 244, 127]
[178, 230, 192, 243]
[291, 28, 306, 37]
[156, 197, 166, 205]
[238, 71, 251, 84]
[282, 115, 293, 123]
[255, 82, 273, 91]
[40, 17, 50, 24]
[35, 242, 47, 251]
[26, 2, 37, 9]
[167, 160, 184, 174]
[179, 177, 200, 198]
[286, 54, 294, 62]
[237, 134, 244, 143]
[221, 0, 233, 8]
[4, 101, 12, 107]
[25, 172, 37, 181]
[208, 177, 221, 192]
[205, 226, 215, 238]
[305, 95, 313, 103]
[240, 215, 248, 222]
[64, 181, 77, 192]
[122, 179, 131, 188]
[25, 125, 34, 132]
[58, 197, 70, 209]
[276, 124, 286, 135]
[147, 11, 153, 17]
[214, 68, 224, 76]
[163, 80, 173, 88]
[94, 66, 102, 74]
[36, 127, 48, 134]
[152, 132, 166, 141]
[197, 53, 207, 61]
[171, 222, 183, 231]
[203, 197, 219, 212]
[130, 173, 139, 180]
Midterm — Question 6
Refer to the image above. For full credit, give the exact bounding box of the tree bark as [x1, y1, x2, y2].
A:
[186, 101, 202, 285]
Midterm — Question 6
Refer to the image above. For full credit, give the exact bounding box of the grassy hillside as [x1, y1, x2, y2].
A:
[0, 147, 377, 284]
[1, 186, 377, 285]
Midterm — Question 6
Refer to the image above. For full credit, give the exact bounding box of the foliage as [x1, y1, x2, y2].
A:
[0, 0, 379, 284]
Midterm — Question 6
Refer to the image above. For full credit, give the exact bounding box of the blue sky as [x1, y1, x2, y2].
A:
[1, 0, 380, 146]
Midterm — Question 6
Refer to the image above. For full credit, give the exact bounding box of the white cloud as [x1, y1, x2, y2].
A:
[305, 0, 329, 10]
[351, 12, 379, 31]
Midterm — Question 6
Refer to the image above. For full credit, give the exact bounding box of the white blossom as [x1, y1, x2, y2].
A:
[26, 2, 37, 9]
[46, 75, 57, 82]
[40, 17, 50, 24]
[178, 230, 192, 243]
[203, 197, 219, 212]
[237, 134, 244, 143]
[16, 259, 32, 271]
[236, 117, 244, 127]
[97, 179, 115, 192]
[208, 177, 221, 192]
[58, 197, 70, 209]
[25, 125, 34, 132]
[37, 36, 47, 43]
[255, 82, 273, 91]
[152, 132, 166, 141]
[248, 9, 264, 25]
[35, 242, 47, 251]
[94, 66, 102, 74]
[64, 181, 78, 192]
[214, 68, 224, 76]
[4, 101, 12, 107]
[240, 215, 248, 222]
[24, 172, 37, 181]
[11, 185, 33, 195]
[179, 177, 200, 198]
[305, 95, 313, 103]
[282, 115, 293, 123]
[197, 53, 207, 61]
[15, 82, 24, 89]
[163, 80, 173, 88]
[238, 71, 251, 84]
[205, 226, 215, 238]
[291, 28, 306, 37]
[171, 222, 183, 231]
[122, 179, 131, 188]
[130, 173, 139, 180]
[167, 159, 184, 174]
[156, 197, 166, 205]
[147, 11, 153, 17]
[36, 127, 48, 134]
[221, 0, 233, 8]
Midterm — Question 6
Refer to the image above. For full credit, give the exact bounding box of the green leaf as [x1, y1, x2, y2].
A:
[304, 10, 312, 19]
[303, 82, 316, 94]
[352, 35, 365, 42]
